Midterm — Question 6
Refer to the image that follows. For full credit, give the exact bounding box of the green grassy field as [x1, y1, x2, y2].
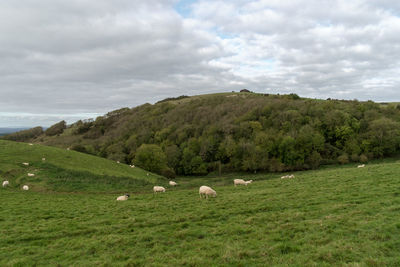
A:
[1, 141, 400, 266]
[0, 140, 163, 192]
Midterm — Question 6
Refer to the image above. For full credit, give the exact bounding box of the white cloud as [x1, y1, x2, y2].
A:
[1, 0, 400, 126]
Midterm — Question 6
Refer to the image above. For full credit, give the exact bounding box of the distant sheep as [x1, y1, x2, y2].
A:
[234, 179, 253, 186]
[169, 181, 177, 186]
[22, 185, 29, 190]
[22, 162, 29, 166]
[2, 181, 9, 187]
[199, 185, 217, 199]
[116, 194, 130, 201]
[29, 143, 33, 146]
[130, 164, 135, 168]
[357, 164, 365, 168]
[67, 147, 70, 151]
[42, 158, 46, 161]
[116, 161, 120, 164]
[27, 173, 35, 177]
[153, 186, 166, 193]
[281, 174, 295, 179]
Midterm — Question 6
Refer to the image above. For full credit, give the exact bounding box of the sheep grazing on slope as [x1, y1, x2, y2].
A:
[169, 181, 177, 186]
[116, 161, 120, 164]
[245, 179, 253, 185]
[153, 186, 166, 193]
[29, 143, 33, 146]
[22, 162, 29, 166]
[22, 185, 29, 190]
[27, 173, 35, 177]
[199, 186, 217, 199]
[2, 181, 9, 187]
[116, 194, 130, 201]
[281, 174, 295, 179]
[42, 158, 46, 161]
[357, 164, 365, 168]
[130, 164, 135, 168]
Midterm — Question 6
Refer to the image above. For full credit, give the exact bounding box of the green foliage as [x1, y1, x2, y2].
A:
[10, 93, 400, 175]
[134, 144, 167, 174]
[45, 120, 66, 136]
[1, 126, 43, 141]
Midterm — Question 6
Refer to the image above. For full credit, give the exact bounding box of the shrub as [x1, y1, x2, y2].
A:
[337, 153, 349, 164]
[45, 121, 66, 136]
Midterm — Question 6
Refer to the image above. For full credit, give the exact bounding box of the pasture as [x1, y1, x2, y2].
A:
[1, 159, 400, 266]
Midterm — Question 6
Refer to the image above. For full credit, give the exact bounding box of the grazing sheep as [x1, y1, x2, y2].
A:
[130, 164, 135, 168]
[67, 147, 70, 151]
[22, 162, 29, 166]
[29, 143, 33, 146]
[22, 185, 29, 190]
[42, 158, 46, 161]
[116, 161, 120, 164]
[153, 186, 166, 193]
[116, 194, 130, 201]
[199, 185, 217, 199]
[357, 164, 365, 168]
[281, 175, 295, 179]
[27, 173, 35, 177]
[2, 181, 9, 187]
[245, 179, 253, 185]
[234, 179, 246, 186]
[169, 181, 177, 186]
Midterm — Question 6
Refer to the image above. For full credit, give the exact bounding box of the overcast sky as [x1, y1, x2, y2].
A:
[1, 0, 400, 127]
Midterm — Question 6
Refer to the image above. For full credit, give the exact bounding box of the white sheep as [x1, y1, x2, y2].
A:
[29, 143, 33, 146]
[116, 161, 120, 164]
[245, 179, 253, 185]
[2, 181, 9, 187]
[357, 164, 365, 168]
[169, 181, 177, 186]
[67, 147, 70, 151]
[22, 162, 29, 166]
[153, 186, 166, 193]
[116, 194, 130, 201]
[42, 158, 46, 161]
[22, 185, 29, 190]
[199, 185, 217, 199]
[27, 173, 35, 177]
[130, 164, 135, 168]
[281, 174, 295, 179]
[234, 179, 246, 186]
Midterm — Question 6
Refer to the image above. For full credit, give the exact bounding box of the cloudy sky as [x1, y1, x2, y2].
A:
[1, 0, 400, 127]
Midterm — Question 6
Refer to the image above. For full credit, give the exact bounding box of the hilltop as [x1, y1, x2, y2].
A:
[0, 140, 163, 192]
[3, 91, 400, 176]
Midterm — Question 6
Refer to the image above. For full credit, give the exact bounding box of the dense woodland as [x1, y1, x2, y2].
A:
[4, 92, 400, 177]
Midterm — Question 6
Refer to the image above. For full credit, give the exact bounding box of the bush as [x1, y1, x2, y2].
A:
[337, 153, 349, 164]
[161, 168, 176, 179]
[359, 154, 368, 163]
[45, 121, 66, 136]
[134, 144, 167, 174]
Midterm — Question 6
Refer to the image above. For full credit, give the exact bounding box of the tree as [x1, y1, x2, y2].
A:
[134, 144, 167, 173]
[45, 121, 66, 136]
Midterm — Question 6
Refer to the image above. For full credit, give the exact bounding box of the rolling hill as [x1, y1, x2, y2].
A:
[0, 140, 164, 192]
[3, 92, 400, 176]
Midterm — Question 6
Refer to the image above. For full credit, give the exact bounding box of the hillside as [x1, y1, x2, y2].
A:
[1, 161, 400, 265]
[4, 92, 400, 176]
[0, 140, 163, 192]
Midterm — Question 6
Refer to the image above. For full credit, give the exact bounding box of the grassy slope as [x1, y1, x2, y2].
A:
[0, 140, 163, 192]
[1, 161, 400, 266]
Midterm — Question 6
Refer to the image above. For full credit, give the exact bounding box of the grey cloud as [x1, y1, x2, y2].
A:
[1, 0, 400, 127]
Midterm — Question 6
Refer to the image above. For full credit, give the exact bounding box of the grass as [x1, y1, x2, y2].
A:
[1, 150, 400, 265]
[0, 140, 163, 193]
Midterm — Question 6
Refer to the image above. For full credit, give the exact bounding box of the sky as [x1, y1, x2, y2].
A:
[1, 0, 400, 127]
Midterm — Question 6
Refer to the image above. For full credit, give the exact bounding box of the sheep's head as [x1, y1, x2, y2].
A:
[126, 194, 130, 198]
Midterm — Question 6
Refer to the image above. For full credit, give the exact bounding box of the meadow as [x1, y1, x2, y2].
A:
[1, 144, 400, 266]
